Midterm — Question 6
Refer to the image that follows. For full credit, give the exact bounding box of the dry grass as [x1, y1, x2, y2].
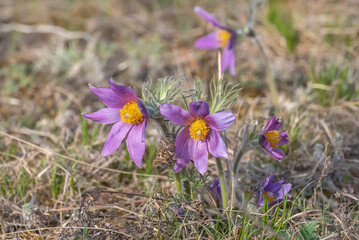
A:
[0, 0, 358, 239]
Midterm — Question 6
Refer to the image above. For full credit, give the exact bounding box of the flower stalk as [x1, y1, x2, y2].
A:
[215, 158, 228, 209]
[174, 172, 182, 195]
[230, 148, 247, 210]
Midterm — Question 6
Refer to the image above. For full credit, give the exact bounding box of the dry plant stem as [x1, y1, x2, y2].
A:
[0, 130, 167, 179]
[0, 23, 91, 41]
[252, 34, 278, 112]
[216, 158, 228, 209]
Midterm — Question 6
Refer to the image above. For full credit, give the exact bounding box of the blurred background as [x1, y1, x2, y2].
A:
[0, 0, 358, 238]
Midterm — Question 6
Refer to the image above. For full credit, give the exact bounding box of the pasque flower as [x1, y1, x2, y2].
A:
[259, 117, 289, 160]
[159, 101, 235, 174]
[257, 173, 292, 206]
[83, 79, 149, 168]
[208, 178, 222, 205]
[194, 6, 237, 75]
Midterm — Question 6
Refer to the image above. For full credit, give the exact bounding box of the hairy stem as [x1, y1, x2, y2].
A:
[216, 158, 228, 209]
[174, 172, 182, 195]
[230, 149, 247, 210]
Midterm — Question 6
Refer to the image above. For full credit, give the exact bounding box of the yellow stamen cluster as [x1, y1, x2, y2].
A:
[120, 102, 145, 125]
[189, 119, 209, 141]
[264, 191, 275, 203]
[216, 30, 231, 48]
[264, 130, 280, 148]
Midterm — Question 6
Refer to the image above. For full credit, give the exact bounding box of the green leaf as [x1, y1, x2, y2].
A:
[299, 221, 318, 240]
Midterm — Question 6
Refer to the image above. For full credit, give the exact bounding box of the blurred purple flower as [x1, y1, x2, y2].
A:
[259, 117, 289, 160]
[208, 178, 222, 205]
[171, 205, 186, 218]
[257, 173, 292, 206]
[159, 101, 235, 174]
[83, 79, 149, 168]
[194, 6, 237, 75]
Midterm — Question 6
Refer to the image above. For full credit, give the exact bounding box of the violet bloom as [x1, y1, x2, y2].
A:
[159, 101, 235, 174]
[257, 173, 292, 206]
[208, 178, 222, 205]
[259, 117, 289, 160]
[83, 79, 149, 168]
[194, 6, 237, 75]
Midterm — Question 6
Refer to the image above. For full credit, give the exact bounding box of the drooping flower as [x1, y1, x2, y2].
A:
[194, 6, 237, 75]
[259, 117, 289, 160]
[208, 178, 222, 205]
[82, 79, 149, 168]
[159, 101, 235, 174]
[257, 173, 292, 207]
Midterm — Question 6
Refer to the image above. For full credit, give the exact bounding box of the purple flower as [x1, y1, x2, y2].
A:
[194, 6, 237, 75]
[257, 173, 292, 207]
[208, 178, 222, 205]
[259, 117, 289, 160]
[171, 205, 186, 218]
[83, 79, 149, 168]
[159, 101, 235, 174]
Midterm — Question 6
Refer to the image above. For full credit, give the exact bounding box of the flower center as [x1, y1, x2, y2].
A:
[120, 102, 145, 125]
[189, 119, 209, 141]
[264, 191, 275, 203]
[264, 130, 280, 148]
[216, 30, 231, 48]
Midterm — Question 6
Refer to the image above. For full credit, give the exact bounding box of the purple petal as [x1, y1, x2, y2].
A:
[126, 120, 147, 168]
[137, 99, 150, 119]
[265, 179, 284, 193]
[281, 183, 292, 197]
[259, 134, 268, 148]
[102, 121, 132, 156]
[194, 6, 224, 29]
[89, 85, 126, 108]
[189, 101, 210, 118]
[264, 117, 282, 132]
[265, 147, 285, 160]
[204, 112, 236, 131]
[259, 135, 285, 160]
[195, 32, 221, 49]
[159, 104, 194, 126]
[257, 190, 264, 206]
[193, 140, 208, 174]
[83, 108, 122, 124]
[278, 132, 289, 145]
[221, 47, 235, 75]
[272, 183, 292, 204]
[261, 173, 274, 189]
[207, 129, 228, 159]
[108, 78, 137, 103]
[175, 127, 196, 160]
[174, 158, 191, 173]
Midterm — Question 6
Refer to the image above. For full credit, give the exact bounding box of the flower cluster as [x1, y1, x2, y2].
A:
[82, 5, 293, 210]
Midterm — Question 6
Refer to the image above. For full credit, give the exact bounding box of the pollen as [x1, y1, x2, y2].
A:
[264, 191, 275, 203]
[264, 130, 281, 148]
[189, 119, 209, 141]
[216, 30, 231, 48]
[120, 102, 145, 125]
